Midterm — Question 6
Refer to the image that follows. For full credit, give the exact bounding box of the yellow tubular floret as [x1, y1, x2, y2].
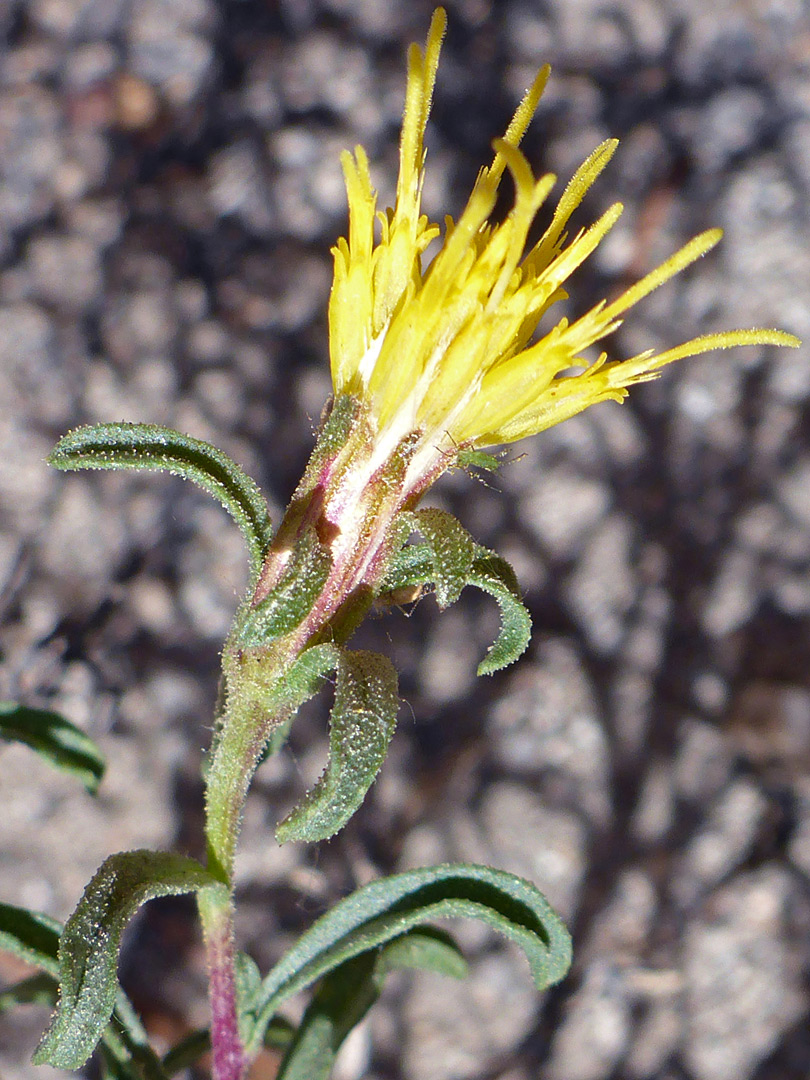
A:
[488, 65, 551, 185]
[608, 329, 802, 387]
[601, 228, 722, 322]
[327, 6, 800, 465]
[328, 147, 378, 393]
[480, 143, 554, 314]
[525, 139, 619, 273]
[397, 9, 445, 215]
[536, 203, 624, 297]
[371, 8, 445, 337]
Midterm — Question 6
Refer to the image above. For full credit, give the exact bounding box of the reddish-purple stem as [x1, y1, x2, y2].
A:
[205, 904, 246, 1080]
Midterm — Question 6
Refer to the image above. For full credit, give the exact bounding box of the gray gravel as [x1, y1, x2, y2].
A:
[1, 1, 809, 1078]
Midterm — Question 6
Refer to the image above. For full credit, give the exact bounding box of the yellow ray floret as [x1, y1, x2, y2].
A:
[328, 6, 800, 463]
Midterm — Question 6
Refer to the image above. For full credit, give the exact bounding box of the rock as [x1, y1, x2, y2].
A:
[788, 776, 810, 877]
[565, 513, 636, 655]
[488, 638, 611, 827]
[478, 782, 587, 921]
[403, 954, 537, 1080]
[0, 86, 61, 233]
[676, 779, 767, 906]
[126, 0, 217, 106]
[632, 760, 676, 844]
[702, 546, 759, 638]
[27, 233, 103, 312]
[674, 718, 733, 804]
[29, 0, 126, 37]
[518, 465, 610, 559]
[583, 870, 657, 962]
[626, 1001, 681, 1079]
[547, 960, 634, 1080]
[208, 140, 275, 236]
[683, 868, 805, 1080]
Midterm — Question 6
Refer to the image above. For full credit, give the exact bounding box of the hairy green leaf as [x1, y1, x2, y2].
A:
[374, 926, 467, 980]
[468, 548, 532, 675]
[275, 953, 377, 1080]
[235, 950, 262, 1026]
[377, 537, 531, 676]
[0, 902, 165, 1078]
[238, 530, 331, 646]
[276, 650, 399, 843]
[277, 927, 465, 1080]
[414, 508, 475, 608]
[251, 643, 341, 765]
[49, 423, 273, 580]
[0, 972, 58, 1012]
[266, 644, 340, 715]
[0, 702, 105, 793]
[246, 862, 571, 1055]
[34, 850, 217, 1070]
[0, 901, 61, 976]
[375, 542, 433, 600]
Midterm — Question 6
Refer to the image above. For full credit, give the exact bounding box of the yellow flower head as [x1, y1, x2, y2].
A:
[329, 7, 798, 474]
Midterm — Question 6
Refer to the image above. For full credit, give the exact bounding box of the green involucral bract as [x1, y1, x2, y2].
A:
[237, 530, 332, 647]
[411, 507, 475, 608]
[378, 518, 532, 675]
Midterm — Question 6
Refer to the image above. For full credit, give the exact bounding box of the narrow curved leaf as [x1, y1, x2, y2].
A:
[374, 926, 467, 981]
[253, 643, 341, 765]
[414, 508, 475, 608]
[246, 862, 571, 1055]
[276, 928, 465, 1080]
[271, 644, 341, 714]
[0, 901, 61, 976]
[375, 542, 433, 601]
[468, 547, 531, 675]
[0, 972, 58, 1012]
[276, 650, 399, 844]
[374, 529, 531, 676]
[0, 702, 105, 793]
[49, 423, 273, 580]
[34, 850, 217, 1070]
[275, 953, 377, 1080]
[0, 902, 166, 1077]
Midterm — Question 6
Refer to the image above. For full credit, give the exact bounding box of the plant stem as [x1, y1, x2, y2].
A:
[196, 398, 433, 1077]
[201, 665, 290, 1080]
[198, 886, 245, 1080]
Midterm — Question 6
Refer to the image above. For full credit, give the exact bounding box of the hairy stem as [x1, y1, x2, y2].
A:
[198, 886, 244, 1080]
[196, 398, 435, 1077]
[201, 661, 291, 1079]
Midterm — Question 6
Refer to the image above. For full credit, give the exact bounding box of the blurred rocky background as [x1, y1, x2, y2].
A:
[1, 0, 809, 1077]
